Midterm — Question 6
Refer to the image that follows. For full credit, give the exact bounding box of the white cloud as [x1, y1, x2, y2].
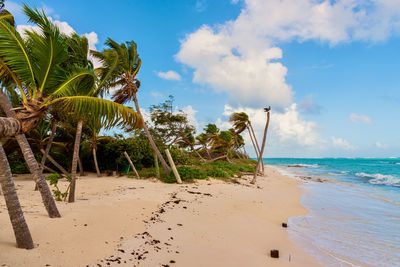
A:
[332, 136, 355, 150]
[156, 70, 182, 81]
[176, 0, 400, 109]
[181, 105, 199, 130]
[376, 142, 387, 149]
[220, 103, 322, 147]
[14, 10, 102, 68]
[349, 113, 373, 125]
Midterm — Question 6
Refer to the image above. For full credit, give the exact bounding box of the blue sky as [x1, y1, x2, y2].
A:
[5, 0, 400, 158]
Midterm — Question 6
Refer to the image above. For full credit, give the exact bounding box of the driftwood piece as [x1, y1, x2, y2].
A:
[123, 151, 140, 179]
[165, 149, 182, 184]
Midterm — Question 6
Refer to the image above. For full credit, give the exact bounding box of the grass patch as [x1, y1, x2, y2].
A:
[126, 158, 257, 183]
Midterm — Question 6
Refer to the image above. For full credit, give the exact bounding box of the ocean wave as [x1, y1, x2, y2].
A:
[356, 172, 400, 187]
[288, 164, 320, 168]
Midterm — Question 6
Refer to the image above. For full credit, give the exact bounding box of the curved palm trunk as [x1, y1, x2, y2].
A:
[0, 142, 34, 249]
[0, 92, 61, 218]
[247, 125, 259, 159]
[92, 148, 101, 177]
[68, 120, 83, 203]
[248, 122, 264, 173]
[251, 111, 270, 184]
[35, 120, 58, 190]
[133, 96, 171, 175]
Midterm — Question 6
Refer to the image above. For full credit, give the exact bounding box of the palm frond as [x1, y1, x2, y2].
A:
[0, 57, 27, 101]
[0, 17, 35, 93]
[49, 69, 96, 98]
[46, 96, 143, 130]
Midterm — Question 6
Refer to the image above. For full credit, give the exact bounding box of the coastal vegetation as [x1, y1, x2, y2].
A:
[0, 3, 270, 249]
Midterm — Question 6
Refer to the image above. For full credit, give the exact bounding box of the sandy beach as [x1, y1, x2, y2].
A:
[0, 166, 320, 267]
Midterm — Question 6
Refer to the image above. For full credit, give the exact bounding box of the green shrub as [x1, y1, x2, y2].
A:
[176, 166, 207, 180]
[45, 173, 70, 201]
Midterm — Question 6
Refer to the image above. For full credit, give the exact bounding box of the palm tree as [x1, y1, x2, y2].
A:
[84, 116, 113, 177]
[0, 7, 142, 205]
[92, 39, 172, 175]
[63, 33, 143, 202]
[0, 137, 34, 249]
[0, 6, 34, 249]
[196, 133, 212, 159]
[251, 107, 271, 184]
[230, 112, 263, 172]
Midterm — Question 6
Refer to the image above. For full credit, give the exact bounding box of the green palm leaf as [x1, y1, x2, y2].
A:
[23, 5, 69, 95]
[46, 96, 143, 130]
[0, 16, 35, 93]
[49, 69, 96, 98]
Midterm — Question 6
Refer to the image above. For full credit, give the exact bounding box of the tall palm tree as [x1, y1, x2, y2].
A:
[63, 33, 143, 202]
[0, 7, 34, 249]
[92, 39, 172, 175]
[251, 107, 271, 184]
[0, 132, 34, 249]
[0, 7, 142, 206]
[230, 112, 263, 172]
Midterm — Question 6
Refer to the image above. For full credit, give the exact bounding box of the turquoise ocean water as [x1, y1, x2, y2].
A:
[264, 158, 400, 267]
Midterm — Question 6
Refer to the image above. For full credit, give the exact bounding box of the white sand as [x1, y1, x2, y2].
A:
[0, 166, 320, 266]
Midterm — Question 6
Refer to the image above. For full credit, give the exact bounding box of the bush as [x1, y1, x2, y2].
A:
[176, 166, 207, 180]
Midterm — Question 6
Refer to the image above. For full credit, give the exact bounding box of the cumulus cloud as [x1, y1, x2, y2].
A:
[156, 70, 182, 81]
[332, 136, 355, 150]
[220, 103, 322, 147]
[176, 0, 400, 109]
[181, 105, 199, 130]
[349, 113, 373, 125]
[15, 14, 101, 68]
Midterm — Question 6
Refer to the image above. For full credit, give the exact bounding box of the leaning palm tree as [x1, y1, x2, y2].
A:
[0, 7, 34, 249]
[0, 6, 142, 205]
[251, 107, 271, 184]
[230, 112, 263, 173]
[92, 39, 172, 175]
[0, 122, 34, 249]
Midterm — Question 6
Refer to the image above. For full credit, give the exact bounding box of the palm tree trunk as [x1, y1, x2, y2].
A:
[78, 155, 84, 176]
[93, 148, 101, 177]
[251, 111, 270, 184]
[35, 119, 58, 190]
[248, 122, 264, 173]
[0, 142, 34, 249]
[132, 96, 171, 175]
[247, 125, 259, 159]
[0, 117, 21, 136]
[68, 120, 83, 203]
[204, 146, 212, 159]
[0, 91, 61, 218]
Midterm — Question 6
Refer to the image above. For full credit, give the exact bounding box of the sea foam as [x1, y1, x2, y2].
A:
[356, 172, 400, 186]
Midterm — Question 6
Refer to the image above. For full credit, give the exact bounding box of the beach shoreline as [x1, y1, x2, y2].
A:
[0, 166, 320, 266]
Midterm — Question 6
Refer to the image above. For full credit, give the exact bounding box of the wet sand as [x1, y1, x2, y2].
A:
[0, 166, 320, 266]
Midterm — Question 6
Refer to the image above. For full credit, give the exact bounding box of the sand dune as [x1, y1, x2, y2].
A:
[0, 166, 320, 266]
